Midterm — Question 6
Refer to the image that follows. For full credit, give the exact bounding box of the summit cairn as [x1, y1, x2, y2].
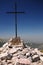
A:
[0, 38, 43, 65]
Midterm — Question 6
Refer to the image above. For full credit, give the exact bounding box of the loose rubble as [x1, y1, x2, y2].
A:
[0, 38, 43, 65]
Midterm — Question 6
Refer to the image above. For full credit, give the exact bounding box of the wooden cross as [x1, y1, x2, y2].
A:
[6, 2, 24, 38]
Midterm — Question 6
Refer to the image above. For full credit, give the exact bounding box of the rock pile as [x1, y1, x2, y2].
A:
[0, 38, 43, 65]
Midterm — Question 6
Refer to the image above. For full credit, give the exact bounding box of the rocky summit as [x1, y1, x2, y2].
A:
[0, 38, 43, 65]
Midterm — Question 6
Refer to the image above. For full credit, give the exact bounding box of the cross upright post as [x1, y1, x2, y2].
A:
[15, 2, 17, 38]
[6, 2, 24, 38]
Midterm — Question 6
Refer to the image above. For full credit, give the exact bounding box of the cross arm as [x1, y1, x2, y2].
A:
[6, 12, 24, 14]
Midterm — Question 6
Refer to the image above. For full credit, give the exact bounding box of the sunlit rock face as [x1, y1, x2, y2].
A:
[0, 38, 43, 65]
[16, 58, 31, 65]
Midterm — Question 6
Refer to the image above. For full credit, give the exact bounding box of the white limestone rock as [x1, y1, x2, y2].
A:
[28, 57, 32, 62]
[8, 64, 13, 65]
[7, 60, 12, 64]
[9, 47, 18, 54]
[0, 52, 8, 59]
[17, 54, 26, 59]
[12, 57, 18, 65]
[17, 58, 31, 65]
[1, 60, 7, 65]
[2, 42, 8, 48]
[40, 56, 43, 61]
[31, 50, 36, 55]
[21, 48, 29, 55]
[26, 52, 30, 57]
[34, 48, 43, 56]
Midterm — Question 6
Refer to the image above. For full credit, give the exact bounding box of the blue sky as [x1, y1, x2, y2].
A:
[0, 0, 43, 43]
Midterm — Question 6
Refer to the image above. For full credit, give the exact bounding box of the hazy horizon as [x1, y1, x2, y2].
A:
[0, 34, 43, 43]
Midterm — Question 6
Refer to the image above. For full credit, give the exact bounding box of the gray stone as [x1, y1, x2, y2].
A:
[6, 53, 13, 60]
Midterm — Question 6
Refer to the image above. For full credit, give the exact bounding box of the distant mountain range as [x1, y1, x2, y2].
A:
[0, 38, 8, 42]
[0, 38, 8, 47]
[25, 42, 43, 50]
